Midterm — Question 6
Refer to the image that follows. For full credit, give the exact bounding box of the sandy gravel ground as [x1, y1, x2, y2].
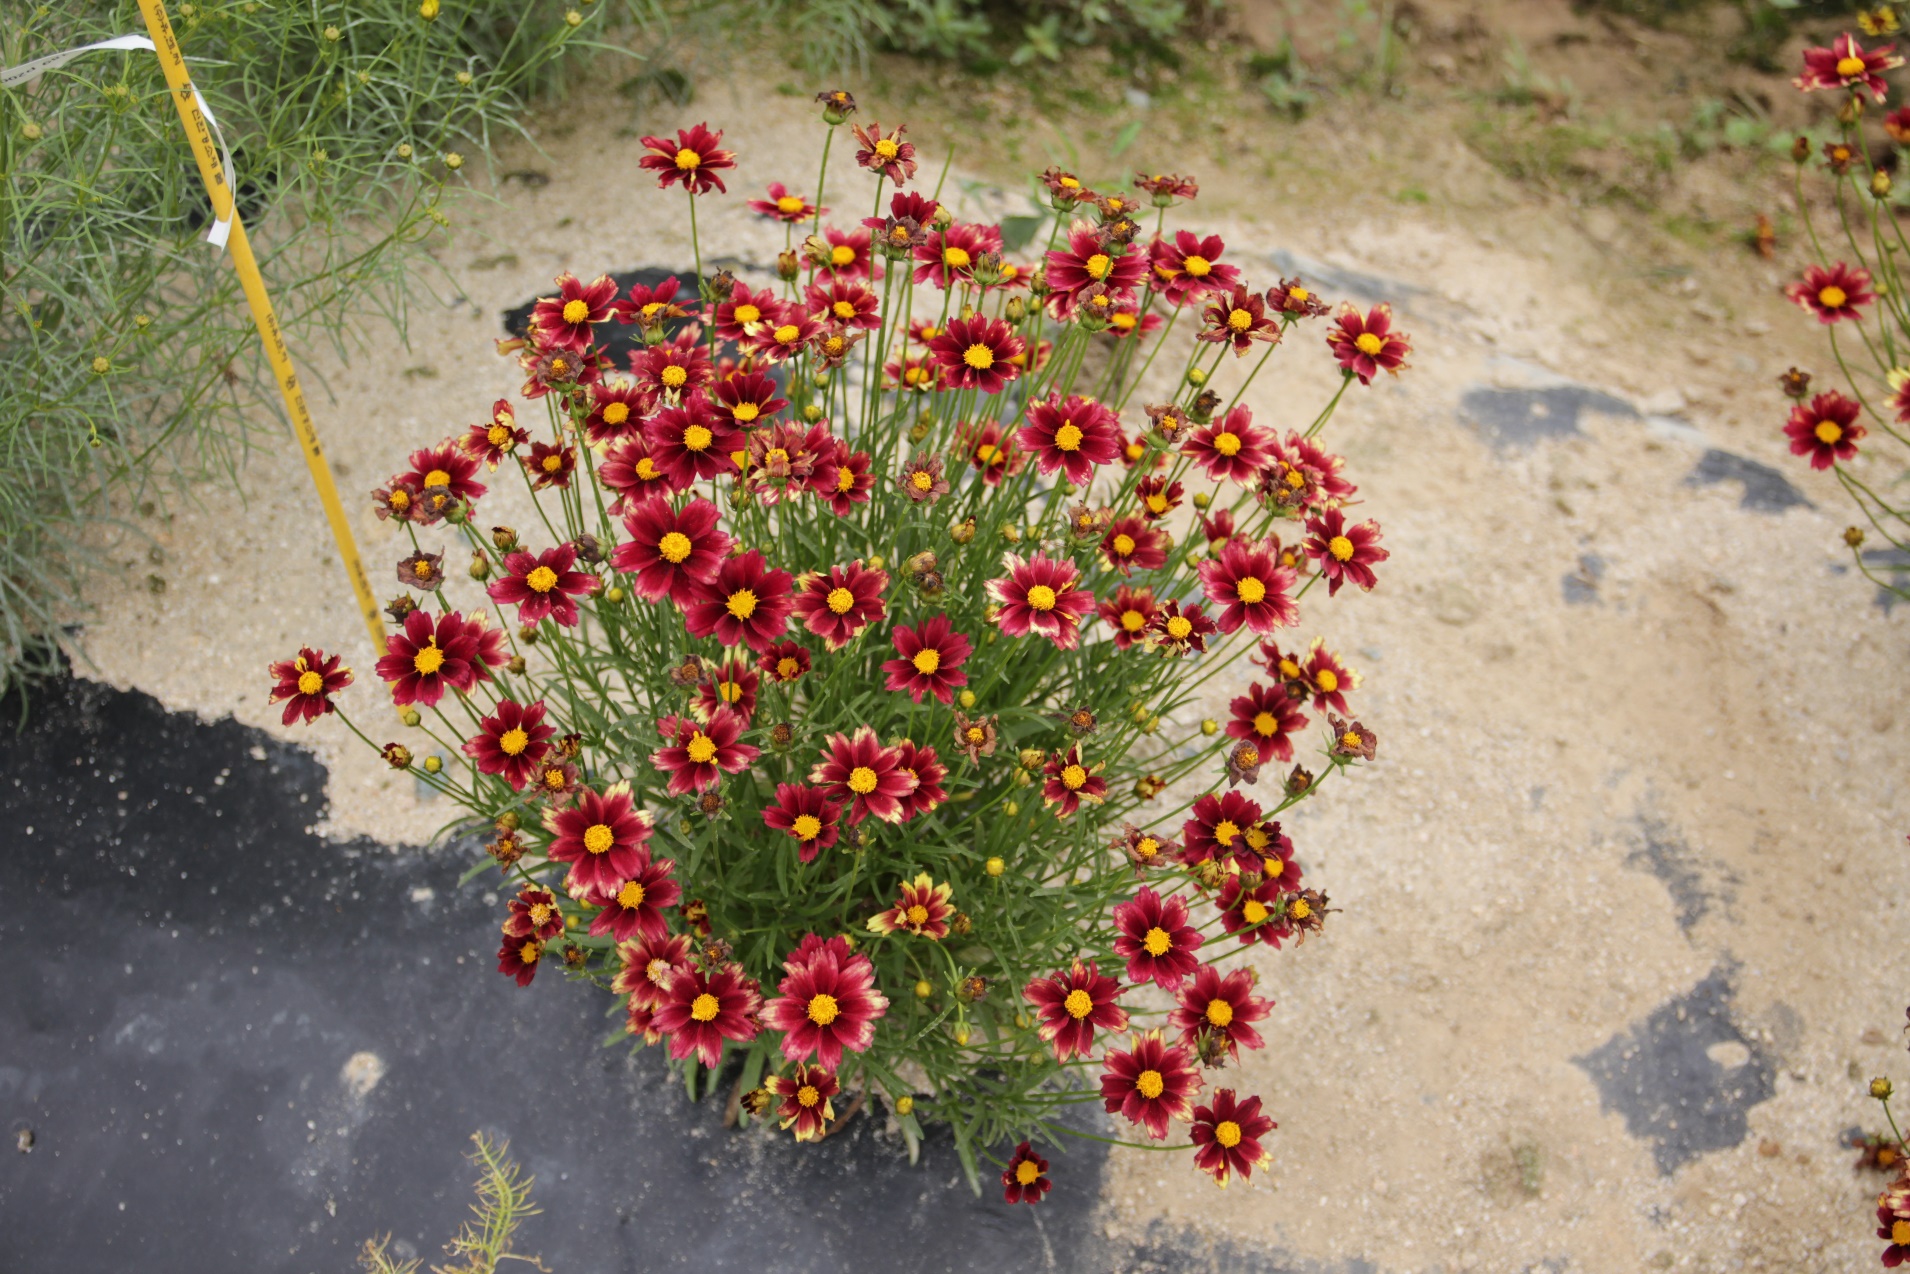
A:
[64, 64, 1910, 1274]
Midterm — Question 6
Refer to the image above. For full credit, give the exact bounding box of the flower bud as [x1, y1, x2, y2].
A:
[951, 517, 976, 545]
[1018, 747, 1045, 769]
[1792, 135, 1812, 163]
[867, 553, 886, 571]
[401, 707, 422, 727]
[999, 522, 1021, 544]
[382, 743, 413, 769]
[507, 655, 527, 675]
[908, 419, 931, 443]
[915, 979, 934, 999]
[1004, 800, 1019, 817]
[777, 249, 801, 282]
[1840, 95, 1867, 125]
[423, 755, 443, 773]
[1875, 1077, 1896, 1100]
[1877, 170, 1896, 199]
[1191, 491, 1211, 509]
[1004, 296, 1027, 323]
[815, 89, 858, 125]
[1200, 719, 1218, 736]
[769, 721, 795, 752]
[443, 151, 464, 171]
[952, 1026, 970, 1046]
[985, 856, 1005, 876]
[893, 1094, 914, 1116]
[420, 0, 440, 16]
[469, 551, 491, 581]
[1187, 367, 1207, 387]
[492, 525, 519, 551]
[606, 586, 626, 603]
[959, 689, 977, 709]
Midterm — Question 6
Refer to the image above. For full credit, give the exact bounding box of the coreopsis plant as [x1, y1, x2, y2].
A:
[1780, 31, 1910, 603]
[271, 92, 1407, 1197]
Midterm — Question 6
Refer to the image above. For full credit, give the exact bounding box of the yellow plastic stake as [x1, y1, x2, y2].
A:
[134, 0, 387, 656]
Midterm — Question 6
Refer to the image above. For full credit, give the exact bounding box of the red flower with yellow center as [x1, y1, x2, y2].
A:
[531, 271, 619, 352]
[748, 181, 824, 224]
[543, 782, 654, 896]
[1783, 389, 1866, 469]
[683, 550, 795, 653]
[1111, 885, 1204, 989]
[1190, 1089, 1276, 1187]
[810, 727, 916, 825]
[1100, 1031, 1202, 1141]
[1303, 507, 1388, 596]
[1133, 171, 1199, 203]
[598, 436, 680, 509]
[757, 639, 812, 685]
[644, 393, 743, 489]
[1215, 872, 1290, 948]
[651, 962, 762, 1068]
[927, 315, 1024, 394]
[1017, 391, 1122, 486]
[461, 399, 529, 468]
[374, 608, 505, 707]
[502, 884, 565, 941]
[1104, 302, 1165, 341]
[1145, 598, 1217, 656]
[1111, 823, 1179, 872]
[496, 934, 544, 986]
[611, 496, 731, 605]
[1182, 405, 1274, 484]
[267, 647, 352, 725]
[1226, 681, 1308, 764]
[1041, 744, 1107, 819]
[747, 309, 823, 366]
[791, 560, 889, 651]
[893, 454, 949, 503]
[399, 440, 487, 505]
[883, 614, 972, 704]
[523, 440, 577, 490]
[694, 659, 759, 725]
[763, 938, 889, 1069]
[631, 334, 714, 400]
[637, 123, 736, 195]
[711, 369, 789, 429]
[1099, 515, 1168, 577]
[1099, 584, 1160, 650]
[1169, 964, 1271, 1061]
[1794, 32, 1904, 100]
[812, 443, 876, 514]
[650, 706, 759, 796]
[892, 741, 947, 821]
[987, 550, 1096, 650]
[462, 697, 555, 791]
[712, 282, 786, 344]
[612, 930, 695, 1012]
[867, 871, 955, 939]
[765, 1062, 840, 1142]
[815, 226, 876, 281]
[957, 419, 1026, 485]
[488, 543, 599, 627]
[1181, 789, 1264, 869]
[1023, 960, 1127, 1063]
[585, 849, 682, 945]
[372, 477, 421, 523]
[1135, 476, 1183, 520]
[850, 120, 918, 185]
[1045, 220, 1147, 310]
[762, 783, 842, 863]
[1198, 539, 1298, 635]
[1197, 285, 1280, 356]
[615, 275, 695, 329]
[1288, 640, 1357, 713]
[1267, 275, 1330, 319]
[1148, 230, 1240, 306]
[583, 379, 650, 446]
[1785, 261, 1875, 325]
[883, 353, 941, 393]
[912, 222, 1001, 290]
[1327, 303, 1412, 384]
[802, 277, 882, 331]
[1001, 1142, 1051, 1205]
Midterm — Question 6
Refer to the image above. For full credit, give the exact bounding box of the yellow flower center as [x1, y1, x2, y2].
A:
[1291, 898, 1312, 920]
[1236, 577, 1267, 605]
[1182, 254, 1212, 277]
[644, 531, 691, 567]
[1328, 535, 1355, 563]
[1289, 286, 1309, 302]
[976, 443, 1001, 464]
[617, 880, 646, 909]
[683, 424, 713, 452]
[1815, 420, 1845, 444]
[690, 992, 720, 1021]
[795, 1083, 821, 1108]
[1119, 609, 1146, 632]
[1025, 584, 1058, 611]
[593, 403, 628, 430]
[660, 365, 689, 389]
[1061, 763, 1088, 790]
[296, 670, 325, 696]
[424, 468, 452, 488]
[848, 765, 879, 794]
[712, 680, 740, 704]
[1226, 308, 1252, 332]
[774, 324, 800, 345]
[1165, 616, 1193, 640]
[826, 586, 855, 615]
[1895, 1219, 1910, 1246]
[1136, 1069, 1166, 1100]
[413, 642, 445, 675]
[528, 902, 552, 927]
[1341, 730, 1363, 749]
[520, 941, 540, 964]
[1085, 253, 1112, 280]
[726, 589, 757, 619]
[944, 246, 971, 268]
[686, 733, 718, 764]
[541, 454, 563, 473]
[1016, 1160, 1041, 1185]
[1143, 927, 1172, 957]
[1355, 331, 1385, 356]
[1063, 988, 1095, 1019]
[773, 658, 800, 682]
[562, 298, 590, 324]
[674, 147, 701, 170]
[1206, 999, 1234, 1028]
[874, 138, 900, 160]
[906, 903, 930, 926]
[1252, 711, 1279, 738]
[910, 470, 935, 491]
[1214, 1120, 1243, 1148]
[635, 458, 660, 480]
[963, 343, 995, 370]
[808, 992, 840, 1025]
[1136, 836, 1160, 859]
[909, 647, 941, 676]
[1316, 669, 1339, 693]
[1839, 54, 1869, 77]
[776, 195, 805, 214]
[526, 565, 560, 593]
[831, 244, 857, 267]
[966, 726, 987, 744]
[1145, 493, 1169, 514]
[498, 727, 530, 756]
[583, 824, 616, 854]
[1112, 534, 1136, 557]
[791, 813, 822, 841]
[733, 304, 762, 326]
[1211, 433, 1243, 459]
[1242, 899, 1268, 925]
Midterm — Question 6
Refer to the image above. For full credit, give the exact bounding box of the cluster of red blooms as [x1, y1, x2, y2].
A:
[268, 90, 1403, 1197]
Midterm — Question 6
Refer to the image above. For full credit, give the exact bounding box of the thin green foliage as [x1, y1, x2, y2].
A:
[360, 1132, 546, 1274]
